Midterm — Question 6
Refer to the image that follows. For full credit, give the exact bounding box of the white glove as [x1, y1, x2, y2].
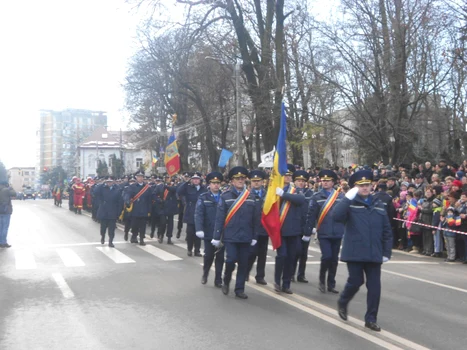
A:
[382, 256, 389, 263]
[302, 236, 311, 242]
[195, 231, 205, 239]
[211, 239, 220, 248]
[251, 239, 257, 246]
[276, 187, 284, 197]
[345, 187, 359, 200]
[312, 228, 317, 235]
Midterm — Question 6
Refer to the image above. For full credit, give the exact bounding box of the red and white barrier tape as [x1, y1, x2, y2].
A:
[393, 218, 467, 236]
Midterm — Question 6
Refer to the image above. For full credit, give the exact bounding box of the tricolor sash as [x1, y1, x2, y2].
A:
[131, 184, 150, 203]
[279, 185, 296, 226]
[224, 189, 250, 227]
[317, 188, 341, 230]
[163, 189, 169, 200]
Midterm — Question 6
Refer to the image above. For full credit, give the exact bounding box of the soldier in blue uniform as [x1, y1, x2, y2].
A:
[94, 177, 123, 247]
[177, 172, 207, 256]
[121, 177, 135, 241]
[156, 175, 178, 245]
[291, 170, 314, 283]
[334, 170, 393, 332]
[150, 176, 163, 238]
[305, 169, 344, 293]
[274, 164, 307, 294]
[125, 171, 153, 246]
[176, 172, 191, 238]
[246, 169, 268, 285]
[212, 166, 260, 299]
[195, 171, 225, 287]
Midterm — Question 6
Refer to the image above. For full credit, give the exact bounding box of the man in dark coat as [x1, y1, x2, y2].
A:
[195, 171, 225, 287]
[156, 175, 178, 244]
[94, 177, 123, 247]
[0, 180, 16, 248]
[177, 172, 207, 256]
[246, 169, 268, 285]
[306, 169, 345, 293]
[125, 171, 153, 246]
[334, 170, 393, 332]
[212, 166, 260, 299]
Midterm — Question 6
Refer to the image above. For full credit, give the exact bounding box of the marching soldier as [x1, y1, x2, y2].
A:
[274, 164, 307, 294]
[72, 178, 86, 214]
[246, 169, 268, 285]
[177, 172, 207, 256]
[126, 171, 153, 246]
[305, 169, 344, 293]
[156, 175, 178, 244]
[94, 177, 123, 247]
[195, 171, 225, 287]
[212, 166, 260, 299]
[335, 170, 393, 332]
[91, 178, 101, 222]
[121, 177, 136, 241]
[150, 176, 163, 238]
[292, 170, 314, 283]
[176, 172, 191, 238]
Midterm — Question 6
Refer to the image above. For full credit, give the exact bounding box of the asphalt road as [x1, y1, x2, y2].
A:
[1, 199, 466, 350]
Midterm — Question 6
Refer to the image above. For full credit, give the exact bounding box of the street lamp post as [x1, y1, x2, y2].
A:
[206, 56, 242, 166]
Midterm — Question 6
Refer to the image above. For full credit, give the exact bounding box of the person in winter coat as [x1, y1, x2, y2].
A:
[335, 170, 393, 332]
[0, 180, 16, 248]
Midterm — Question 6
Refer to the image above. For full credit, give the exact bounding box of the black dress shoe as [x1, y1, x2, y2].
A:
[235, 292, 248, 299]
[139, 241, 146, 246]
[281, 287, 293, 294]
[327, 287, 339, 294]
[274, 283, 282, 293]
[201, 275, 208, 284]
[215, 282, 222, 288]
[297, 277, 308, 283]
[365, 322, 381, 332]
[108, 242, 115, 248]
[101, 237, 105, 245]
[256, 279, 267, 285]
[187, 251, 193, 257]
[176, 230, 181, 239]
[150, 232, 154, 239]
[167, 238, 173, 245]
[222, 283, 230, 295]
[194, 252, 202, 257]
[319, 282, 326, 293]
[124, 232, 129, 241]
[338, 302, 347, 321]
[158, 237, 163, 243]
[130, 238, 138, 244]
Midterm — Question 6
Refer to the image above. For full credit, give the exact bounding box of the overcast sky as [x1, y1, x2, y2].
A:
[0, 0, 337, 169]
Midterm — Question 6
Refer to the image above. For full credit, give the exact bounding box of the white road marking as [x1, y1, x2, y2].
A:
[382, 269, 467, 294]
[96, 247, 135, 264]
[56, 248, 85, 267]
[174, 243, 187, 250]
[52, 273, 74, 299]
[15, 249, 37, 270]
[137, 244, 182, 261]
[265, 261, 438, 265]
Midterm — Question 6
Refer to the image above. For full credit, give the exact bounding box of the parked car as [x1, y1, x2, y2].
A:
[23, 187, 36, 200]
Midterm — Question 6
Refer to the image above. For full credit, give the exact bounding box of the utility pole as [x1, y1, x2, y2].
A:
[235, 62, 243, 166]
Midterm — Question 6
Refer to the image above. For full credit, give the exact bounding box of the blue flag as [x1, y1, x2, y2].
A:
[218, 149, 233, 168]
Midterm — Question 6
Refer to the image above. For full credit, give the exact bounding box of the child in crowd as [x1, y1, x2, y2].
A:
[431, 198, 443, 257]
[443, 207, 461, 262]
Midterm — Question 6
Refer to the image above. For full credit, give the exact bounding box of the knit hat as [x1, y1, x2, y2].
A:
[456, 171, 465, 179]
[452, 180, 462, 188]
[432, 198, 442, 207]
[401, 181, 410, 188]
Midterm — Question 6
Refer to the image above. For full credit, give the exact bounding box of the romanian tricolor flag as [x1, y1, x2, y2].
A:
[152, 154, 158, 165]
[261, 102, 288, 250]
[164, 127, 180, 176]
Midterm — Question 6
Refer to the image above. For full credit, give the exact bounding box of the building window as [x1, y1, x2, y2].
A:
[136, 158, 143, 168]
[24, 171, 29, 175]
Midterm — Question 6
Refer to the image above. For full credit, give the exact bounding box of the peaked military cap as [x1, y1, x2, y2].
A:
[293, 170, 310, 181]
[135, 171, 145, 177]
[105, 176, 114, 182]
[191, 172, 202, 179]
[285, 164, 295, 176]
[155, 176, 162, 181]
[183, 172, 190, 177]
[318, 169, 337, 182]
[349, 170, 373, 187]
[248, 169, 266, 180]
[206, 171, 223, 183]
[229, 166, 248, 179]
[129, 177, 136, 182]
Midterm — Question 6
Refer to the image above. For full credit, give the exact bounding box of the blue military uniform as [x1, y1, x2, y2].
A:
[305, 170, 344, 292]
[126, 172, 154, 245]
[195, 172, 224, 287]
[334, 170, 393, 331]
[246, 170, 269, 284]
[156, 179, 179, 244]
[291, 170, 314, 283]
[94, 177, 123, 247]
[177, 172, 207, 256]
[274, 164, 306, 294]
[213, 166, 260, 299]
[149, 177, 163, 238]
[121, 178, 135, 240]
